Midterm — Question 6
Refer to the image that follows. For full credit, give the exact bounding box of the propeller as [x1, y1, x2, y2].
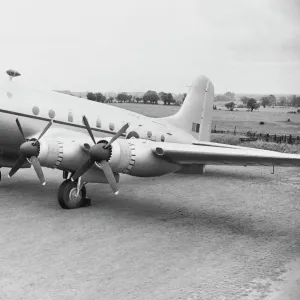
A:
[71, 116, 129, 195]
[8, 118, 53, 185]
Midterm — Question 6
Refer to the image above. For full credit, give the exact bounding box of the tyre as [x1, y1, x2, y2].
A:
[57, 179, 87, 209]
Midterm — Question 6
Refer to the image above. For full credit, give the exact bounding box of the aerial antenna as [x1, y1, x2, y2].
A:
[6, 69, 21, 81]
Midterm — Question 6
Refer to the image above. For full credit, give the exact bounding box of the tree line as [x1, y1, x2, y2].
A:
[215, 92, 300, 108]
[86, 91, 187, 105]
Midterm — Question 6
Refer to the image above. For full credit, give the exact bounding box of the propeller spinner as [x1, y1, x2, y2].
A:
[71, 115, 129, 195]
[8, 118, 53, 185]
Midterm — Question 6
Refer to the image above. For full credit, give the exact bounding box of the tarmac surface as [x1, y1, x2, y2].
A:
[0, 166, 299, 300]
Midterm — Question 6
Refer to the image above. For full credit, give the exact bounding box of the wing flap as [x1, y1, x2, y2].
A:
[152, 142, 300, 167]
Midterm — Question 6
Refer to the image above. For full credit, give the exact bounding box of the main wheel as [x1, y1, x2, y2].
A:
[57, 179, 87, 209]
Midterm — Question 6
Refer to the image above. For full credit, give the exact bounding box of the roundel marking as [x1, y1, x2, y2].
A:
[32, 106, 40, 115]
[48, 109, 55, 118]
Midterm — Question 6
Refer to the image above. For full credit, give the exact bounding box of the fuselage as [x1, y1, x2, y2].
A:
[0, 80, 197, 159]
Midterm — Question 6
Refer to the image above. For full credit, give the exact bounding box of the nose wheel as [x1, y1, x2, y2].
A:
[57, 179, 90, 209]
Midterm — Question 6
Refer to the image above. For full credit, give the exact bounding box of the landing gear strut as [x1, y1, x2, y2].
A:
[57, 179, 91, 209]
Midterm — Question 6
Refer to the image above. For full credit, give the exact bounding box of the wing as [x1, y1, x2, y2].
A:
[151, 141, 300, 167]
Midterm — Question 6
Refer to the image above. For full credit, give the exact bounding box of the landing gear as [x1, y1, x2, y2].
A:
[57, 179, 91, 209]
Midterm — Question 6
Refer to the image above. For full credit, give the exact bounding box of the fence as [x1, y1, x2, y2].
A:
[211, 126, 300, 145]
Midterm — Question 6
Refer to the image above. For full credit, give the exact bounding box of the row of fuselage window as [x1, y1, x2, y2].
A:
[32, 107, 166, 141]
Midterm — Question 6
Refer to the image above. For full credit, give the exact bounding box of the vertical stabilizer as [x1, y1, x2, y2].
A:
[160, 75, 214, 141]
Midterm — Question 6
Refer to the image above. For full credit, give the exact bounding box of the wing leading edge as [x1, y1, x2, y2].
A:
[151, 142, 300, 167]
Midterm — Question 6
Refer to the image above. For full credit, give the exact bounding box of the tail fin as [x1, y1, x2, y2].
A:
[161, 75, 214, 141]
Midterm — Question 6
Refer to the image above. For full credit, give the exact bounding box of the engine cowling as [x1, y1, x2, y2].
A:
[38, 135, 179, 181]
[106, 138, 180, 177]
[38, 137, 118, 184]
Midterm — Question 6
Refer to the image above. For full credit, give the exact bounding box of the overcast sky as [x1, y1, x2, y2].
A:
[1, 0, 299, 94]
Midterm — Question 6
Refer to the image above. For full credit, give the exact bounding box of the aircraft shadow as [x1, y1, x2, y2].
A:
[91, 192, 295, 245]
[2, 175, 298, 250]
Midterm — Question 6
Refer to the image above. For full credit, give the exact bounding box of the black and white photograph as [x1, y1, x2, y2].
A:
[0, 0, 299, 299]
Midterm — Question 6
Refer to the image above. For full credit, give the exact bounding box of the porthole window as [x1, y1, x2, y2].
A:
[147, 131, 152, 138]
[68, 112, 74, 122]
[109, 123, 115, 131]
[32, 106, 40, 115]
[96, 118, 101, 128]
[161, 135, 165, 142]
[48, 109, 55, 118]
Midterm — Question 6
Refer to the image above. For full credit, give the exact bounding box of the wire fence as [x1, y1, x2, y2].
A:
[211, 126, 300, 144]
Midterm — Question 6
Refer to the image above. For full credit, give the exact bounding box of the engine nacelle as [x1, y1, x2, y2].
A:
[106, 138, 180, 177]
[38, 137, 118, 184]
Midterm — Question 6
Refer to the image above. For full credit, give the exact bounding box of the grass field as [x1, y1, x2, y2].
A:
[109, 103, 300, 153]
[110, 103, 300, 135]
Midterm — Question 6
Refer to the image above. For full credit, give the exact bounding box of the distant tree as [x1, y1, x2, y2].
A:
[166, 93, 174, 105]
[87, 92, 97, 101]
[278, 96, 287, 106]
[241, 96, 250, 105]
[135, 97, 143, 103]
[95, 92, 106, 103]
[107, 96, 114, 103]
[289, 95, 300, 107]
[143, 90, 159, 104]
[182, 93, 187, 102]
[224, 91, 235, 100]
[159, 92, 168, 105]
[260, 96, 271, 108]
[116, 92, 131, 103]
[268, 94, 276, 106]
[225, 101, 235, 111]
[289, 95, 297, 106]
[247, 98, 260, 112]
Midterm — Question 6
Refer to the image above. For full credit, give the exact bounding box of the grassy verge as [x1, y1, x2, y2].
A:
[211, 133, 300, 154]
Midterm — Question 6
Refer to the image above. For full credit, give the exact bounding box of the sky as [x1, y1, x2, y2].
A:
[0, 0, 299, 94]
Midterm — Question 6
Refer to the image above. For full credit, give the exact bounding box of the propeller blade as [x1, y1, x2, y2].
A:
[30, 156, 46, 185]
[71, 159, 94, 182]
[104, 123, 129, 149]
[37, 119, 53, 141]
[82, 115, 96, 145]
[8, 155, 26, 178]
[101, 160, 119, 195]
[16, 118, 26, 142]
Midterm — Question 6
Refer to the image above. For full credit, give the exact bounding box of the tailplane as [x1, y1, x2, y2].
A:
[161, 75, 214, 141]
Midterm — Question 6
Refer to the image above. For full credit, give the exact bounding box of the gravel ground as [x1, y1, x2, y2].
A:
[0, 166, 299, 300]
